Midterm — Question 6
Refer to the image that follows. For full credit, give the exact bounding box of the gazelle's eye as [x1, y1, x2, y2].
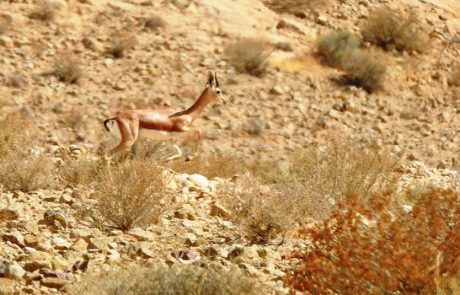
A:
[216, 89, 222, 94]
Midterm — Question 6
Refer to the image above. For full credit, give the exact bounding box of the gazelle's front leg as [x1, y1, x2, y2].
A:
[164, 144, 183, 162]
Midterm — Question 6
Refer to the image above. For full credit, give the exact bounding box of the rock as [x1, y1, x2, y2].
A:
[41, 277, 67, 289]
[70, 239, 88, 252]
[244, 119, 264, 136]
[0, 278, 15, 295]
[82, 37, 104, 52]
[184, 233, 197, 246]
[174, 204, 197, 220]
[24, 234, 39, 247]
[0, 36, 13, 47]
[188, 174, 209, 188]
[270, 86, 284, 95]
[172, 249, 201, 264]
[41, 211, 68, 228]
[52, 237, 71, 250]
[88, 237, 110, 252]
[228, 245, 261, 262]
[3, 230, 25, 247]
[137, 245, 155, 258]
[210, 203, 230, 218]
[24, 251, 52, 272]
[0, 207, 19, 221]
[106, 249, 121, 262]
[128, 228, 156, 242]
[5, 264, 26, 280]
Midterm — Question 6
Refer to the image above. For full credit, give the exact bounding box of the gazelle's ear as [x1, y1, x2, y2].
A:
[207, 71, 215, 86]
[214, 72, 219, 88]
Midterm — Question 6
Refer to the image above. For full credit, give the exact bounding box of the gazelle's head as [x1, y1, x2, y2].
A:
[205, 71, 227, 105]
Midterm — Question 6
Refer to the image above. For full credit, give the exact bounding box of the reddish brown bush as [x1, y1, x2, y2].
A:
[286, 189, 460, 294]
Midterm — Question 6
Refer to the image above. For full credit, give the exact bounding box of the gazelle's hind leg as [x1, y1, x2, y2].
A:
[185, 129, 202, 161]
[164, 144, 183, 161]
[107, 119, 139, 157]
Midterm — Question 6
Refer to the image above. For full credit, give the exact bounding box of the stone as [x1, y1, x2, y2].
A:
[3, 230, 25, 247]
[128, 228, 156, 242]
[184, 233, 197, 246]
[188, 174, 209, 188]
[0, 278, 15, 295]
[82, 37, 104, 52]
[5, 264, 26, 280]
[70, 239, 88, 252]
[41, 211, 68, 228]
[270, 86, 284, 95]
[52, 237, 71, 250]
[88, 237, 110, 252]
[41, 277, 67, 289]
[0, 207, 19, 221]
[137, 245, 155, 258]
[24, 234, 39, 247]
[24, 251, 52, 272]
[210, 203, 230, 218]
[174, 204, 197, 220]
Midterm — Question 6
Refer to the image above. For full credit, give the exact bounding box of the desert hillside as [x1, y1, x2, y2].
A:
[0, 0, 459, 294]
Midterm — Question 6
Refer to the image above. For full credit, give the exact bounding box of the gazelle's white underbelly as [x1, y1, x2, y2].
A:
[139, 129, 183, 141]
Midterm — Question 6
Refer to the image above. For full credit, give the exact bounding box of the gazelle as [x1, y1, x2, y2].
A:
[103, 71, 226, 161]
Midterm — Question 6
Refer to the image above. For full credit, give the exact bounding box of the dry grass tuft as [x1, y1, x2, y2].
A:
[362, 7, 428, 52]
[225, 38, 271, 77]
[220, 174, 305, 244]
[342, 50, 387, 93]
[29, 0, 59, 22]
[77, 159, 171, 231]
[54, 56, 82, 84]
[59, 157, 105, 188]
[316, 30, 360, 67]
[107, 32, 136, 58]
[265, 0, 329, 14]
[0, 114, 55, 192]
[285, 138, 400, 219]
[286, 189, 460, 294]
[69, 263, 262, 295]
[141, 15, 167, 31]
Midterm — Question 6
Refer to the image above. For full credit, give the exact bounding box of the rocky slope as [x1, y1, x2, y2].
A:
[0, 0, 459, 294]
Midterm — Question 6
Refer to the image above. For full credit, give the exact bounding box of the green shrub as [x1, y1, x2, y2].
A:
[316, 30, 360, 67]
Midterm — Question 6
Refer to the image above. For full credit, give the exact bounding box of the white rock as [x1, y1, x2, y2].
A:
[188, 174, 209, 188]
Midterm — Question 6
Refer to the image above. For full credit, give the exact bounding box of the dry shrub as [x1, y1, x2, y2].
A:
[448, 68, 460, 87]
[362, 7, 428, 52]
[168, 153, 244, 179]
[78, 159, 171, 230]
[316, 30, 360, 67]
[5, 72, 28, 88]
[286, 189, 460, 294]
[107, 32, 136, 58]
[141, 15, 167, 31]
[220, 174, 306, 244]
[59, 157, 105, 188]
[69, 263, 262, 295]
[265, 0, 328, 14]
[225, 38, 270, 76]
[29, 0, 59, 22]
[131, 138, 169, 162]
[285, 139, 400, 219]
[0, 114, 55, 192]
[342, 50, 387, 93]
[0, 15, 12, 34]
[54, 56, 82, 84]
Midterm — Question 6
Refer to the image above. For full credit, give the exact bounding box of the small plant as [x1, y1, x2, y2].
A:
[225, 38, 271, 76]
[286, 189, 460, 294]
[29, 0, 58, 22]
[54, 56, 82, 84]
[270, 138, 400, 220]
[107, 32, 136, 58]
[69, 263, 263, 295]
[59, 157, 105, 188]
[316, 29, 360, 67]
[78, 159, 171, 231]
[362, 7, 428, 52]
[342, 50, 387, 93]
[0, 114, 55, 192]
[220, 174, 305, 244]
[141, 15, 167, 31]
[0, 155, 56, 193]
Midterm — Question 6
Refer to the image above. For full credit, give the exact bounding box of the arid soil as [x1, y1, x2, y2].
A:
[0, 0, 459, 294]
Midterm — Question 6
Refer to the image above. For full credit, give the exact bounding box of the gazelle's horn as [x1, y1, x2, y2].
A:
[207, 71, 214, 86]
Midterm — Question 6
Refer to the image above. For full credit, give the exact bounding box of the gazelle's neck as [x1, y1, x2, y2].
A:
[183, 87, 212, 120]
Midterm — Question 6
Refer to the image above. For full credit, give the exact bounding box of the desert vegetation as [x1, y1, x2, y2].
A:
[69, 264, 262, 295]
[286, 189, 460, 294]
[362, 7, 428, 53]
[225, 38, 270, 76]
